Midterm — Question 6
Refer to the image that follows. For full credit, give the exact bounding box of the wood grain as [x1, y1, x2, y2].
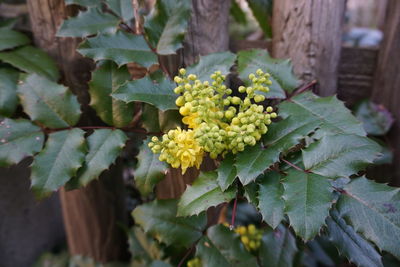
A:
[371, 0, 400, 185]
[27, 0, 128, 262]
[272, 0, 346, 96]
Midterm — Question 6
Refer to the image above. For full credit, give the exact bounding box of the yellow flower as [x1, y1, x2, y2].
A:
[182, 112, 200, 129]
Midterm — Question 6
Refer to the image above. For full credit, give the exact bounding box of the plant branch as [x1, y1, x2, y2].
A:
[288, 80, 317, 100]
[177, 242, 196, 267]
[230, 194, 238, 230]
[281, 158, 310, 173]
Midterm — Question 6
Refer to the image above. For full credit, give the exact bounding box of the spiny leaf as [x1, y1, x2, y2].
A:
[112, 76, 177, 111]
[89, 60, 134, 127]
[185, 51, 236, 82]
[17, 74, 81, 128]
[196, 225, 258, 266]
[178, 171, 236, 217]
[235, 116, 320, 185]
[76, 129, 127, 186]
[327, 210, 383, 267]
[78, 31, 157, 68]
[0, 68, 19, 117]
[337, 177, 400, 259]
[57, 8, 120, 38]
[258, 172, 285, 229]
[64, 0, 100, 7]
[237, 49, 298, 97]
[282, 169, 333, 241]
[302, 134, 381, 178]
[246, 0, 273, 37]
[0, 118, 44, 167]
[280, 91, 366, 138]
[0, 28, 30, 51]
[230, 0, 248, 25]
[132, 199, 206, 248]
[105, 0, 134, 22]
[134, 139, 168, 196]
[354, 100, 394, 136]
[128, 227, 164, 263]
[30, 129, 86, 198]
[259, 225, 298, 267]
[217, 153, 237, 191]
[0, 46, 59, 81]
[141, 104, 161, 132]
[144, 0, 192, 55]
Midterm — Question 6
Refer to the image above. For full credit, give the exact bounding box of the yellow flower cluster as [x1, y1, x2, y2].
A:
[149, 68, 276, 173]
[235, 224, 263, 251]
[187, 257, 201, 267]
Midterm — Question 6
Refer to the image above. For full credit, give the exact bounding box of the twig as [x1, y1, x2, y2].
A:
[288, 80, 317, 100]
[177, 244, 195, 267]
[281, 158, 310, 173]
[230, 194, 238, 230]
[132, 0, 141, 34]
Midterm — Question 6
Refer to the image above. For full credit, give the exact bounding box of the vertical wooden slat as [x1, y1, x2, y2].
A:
[272, 0, 346, 96]
[371, 0, 400, 185]
[27, 0, 128, 262]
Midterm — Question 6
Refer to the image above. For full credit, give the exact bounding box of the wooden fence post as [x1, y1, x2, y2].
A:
[371, 0, 400, 186]
[272, 0, 346, 96]
[26, 0, 128, 262]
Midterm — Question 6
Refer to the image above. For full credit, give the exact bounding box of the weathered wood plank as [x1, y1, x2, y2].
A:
[272, 0, 346, 96]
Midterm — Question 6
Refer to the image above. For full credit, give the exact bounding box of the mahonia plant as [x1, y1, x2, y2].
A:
[148, 68, 277, 173]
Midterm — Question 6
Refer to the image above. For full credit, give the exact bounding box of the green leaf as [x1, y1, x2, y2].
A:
[105, 0, 134, 22]
[134, 139, 168, 196]
[197, 225, 258, 266]
[144, 0, 192, 55]
[112, 76, 177, 111]
[258, 172, 285, 229]
[57, 8, 120, 38]
[65, 0, 100, 6]
[230, 0, 248, 25]
[185, 52, 236, 82]
[217, 154, 237, 191]
[18, 74, 81, 128]
[132, 199, 206, 248]
[246, 0, 273, 37]
[337, 177, 400, 259]
[259, 225, 298, 267]
[0, 46, 59, 81]
[128, 227, 164, 263]
[354, 100, 394, 136]
[142, 104, 161, 132]
[280, 92, 366, 138]
[78, 31, 157, 68]
[0, 18, 19, 29]
[0, 118, 44, 167]
[237, 49, 298, 97]
[178, 171, 236, 217]
[235, 116, 320, 185]
[89, 60, 134, 127]
[0, 28, 30, 51]
[282, 169, 333, 240]
[327, 210, 383, 267]
[0, 68, 19, 116]
[30, 129, 86, 198]
[302, 134, 381, 178]
[76, 129, 127, 186]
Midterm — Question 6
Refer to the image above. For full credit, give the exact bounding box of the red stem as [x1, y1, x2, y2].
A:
[230, 194, 238, 230]
[282, 158, 310, 173]
[177, 245, 195, 267]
